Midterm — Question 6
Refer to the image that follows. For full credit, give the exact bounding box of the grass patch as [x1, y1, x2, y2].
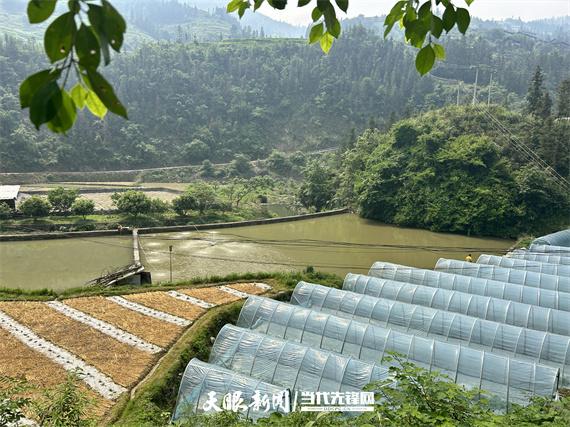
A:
[0, 270, 341, 302]
[513, 235, 535, 250]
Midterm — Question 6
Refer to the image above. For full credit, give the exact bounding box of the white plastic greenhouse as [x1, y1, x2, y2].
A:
[172, 358, 287, 422]
[173, 229, 570, 420]
[238, 295, 560, 408]
[477, 255, 570, 278]
[292, 281, 570, 379]
[530, 244, 570, 255]
[507, 250, 570, 265]
[368, 261, 570, 312]
[210, 324, 390, 392]
[434, 258, 570, 293]
[343, 273, 570, 335]
[532, 230, 570, 247]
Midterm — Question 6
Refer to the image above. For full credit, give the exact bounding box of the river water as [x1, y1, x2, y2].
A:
[138, 214, 512, 284]
[0, 214, 512, 290]
[0, 236, 132, 291]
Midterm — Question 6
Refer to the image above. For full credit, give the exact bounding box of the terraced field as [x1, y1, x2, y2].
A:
[0, 282, 271, 418]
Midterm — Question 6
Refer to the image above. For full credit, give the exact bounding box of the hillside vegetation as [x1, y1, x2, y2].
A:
[336, 106, 569, 237]
[1, 24, 569, 172]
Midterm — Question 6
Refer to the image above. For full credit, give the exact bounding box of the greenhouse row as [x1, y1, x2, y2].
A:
[173, 229, 570, 420]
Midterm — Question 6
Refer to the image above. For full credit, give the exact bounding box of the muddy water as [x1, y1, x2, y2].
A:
[138, 214, 512, 283]
[0, 237, 132, 290]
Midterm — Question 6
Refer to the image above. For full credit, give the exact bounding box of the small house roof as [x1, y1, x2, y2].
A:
[0, 185, 20, 200]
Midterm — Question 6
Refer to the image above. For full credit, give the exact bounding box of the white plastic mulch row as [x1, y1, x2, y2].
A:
[46, 301, 162, 354]
[166, 290, 215, 309]
[107, 296, 191, 327]
[218, 283, 272, 299]
[219, 285, 251, 299]
[0, 310, 126, 400]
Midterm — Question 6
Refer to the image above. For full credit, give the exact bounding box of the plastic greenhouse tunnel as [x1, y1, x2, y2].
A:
[237, 295, 560, 409]
[209, 324, 391, 393]
[532, 230, 570, 247]
[290, 282, 570, 385]
[343, 273, 570, 334]
[477, 254, 570, 278]
[368, 261, 570, 311]
[507, 250, 570, 265]
[434, 258, 570, 293]
[172, 358, 288, 422]
[530, 244, 570, 255]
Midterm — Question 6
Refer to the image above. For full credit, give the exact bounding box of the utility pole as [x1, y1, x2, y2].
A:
[472, 68, 479, 105]
[169, 245, 173, 283]
[457, 81, 461, 106]
[487, 73, 493, 106]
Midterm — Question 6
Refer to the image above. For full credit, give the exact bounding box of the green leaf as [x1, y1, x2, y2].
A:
[85, 70, 127, 119]
[309, 23, 324, 44]
[267, 0, 287, 9]
[238, 2, 249, 18]
[335, 0, 348, 13]
[433, 43, 446, 60]
[442, 5, 456, 32]
[85, 90, 108, 119]
[102, 0, 127, 52]
[415, 44, 435, 75]
[320, 31, 334, 54]
[311, 7, 322, 21]
[465, 0, 475, 5]
[329, 18, 341, 38]
[47, 89, 77, 133]
[75, 24, 101, 69]
[456, 7, 471, 34]
[29, 81, 62, 129]
[44, 12, 76, 63]
[27, 0, 57, 24]
[19, 68, 62, 109]
[298, 0, 311, 6]
[253, 0, 264, 11]
[70, 84, 87, 110]
[431, 16, 443, 38]
[227, 0, 242, 13]
[88, 4, 111, 65]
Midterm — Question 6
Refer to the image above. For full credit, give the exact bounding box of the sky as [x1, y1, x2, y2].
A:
[257, 0, 570, 26]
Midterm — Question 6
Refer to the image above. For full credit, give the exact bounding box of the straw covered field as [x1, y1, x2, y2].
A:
[0, 301, 154, 387]
[122, 291, 207, 321]
[0, 326, 114, 418]
[0, 282, 271, 420]
[180, 286, 242, 305]
[65, 296, 182, 347]
[228, 282, 269, 295]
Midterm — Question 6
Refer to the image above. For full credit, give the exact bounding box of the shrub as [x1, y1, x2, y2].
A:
[111, 191, 153, 217]
[0, 203, 13, 219]
[47, 187, 79, 214]
[19, 196, 51, 218]
[173, 194, 198, 216]
[71, 199, 95, 219]
[34, 372, 94, 427]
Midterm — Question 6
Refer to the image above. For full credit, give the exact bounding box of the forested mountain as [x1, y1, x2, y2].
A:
[333, 106, 570, 237]
[0, 19, 569, 172]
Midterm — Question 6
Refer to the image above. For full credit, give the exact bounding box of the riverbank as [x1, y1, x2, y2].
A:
[0, 208, 349, 241]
